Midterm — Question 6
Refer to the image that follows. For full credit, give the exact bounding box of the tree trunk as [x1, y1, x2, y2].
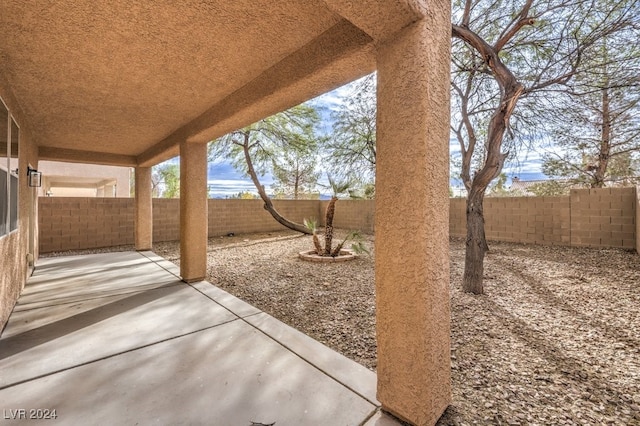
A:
[453, 24, 525, 294]
[463, 188, 488, 294]
[592, 87, 611, 188]
[241, 135, 311, 235]
[312, 232, 323, 254]
[324, 196, 338, 255]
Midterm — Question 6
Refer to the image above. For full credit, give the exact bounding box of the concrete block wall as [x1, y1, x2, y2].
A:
[208, 199, 320, 236]
[39, 187, 637, 253]
[320, 200, 375, 233]
[39, 198, 322, 252]
[449, 198, 466, 237]
[485, 196, 570, 245]
[637, 188, 640, 254]
[450, 187, 636, 249]
[152, 199, 180, 242]
[569, 187, 636, 249]
[39, 197, 134, 253]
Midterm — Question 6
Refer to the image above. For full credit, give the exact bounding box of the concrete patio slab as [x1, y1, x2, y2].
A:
[139, 250, 182, 276]
[365, 410, 410, 425]
[0, 251, 403, 425]
[245, 312, 378, 405]
[189, 280, 262, 318]
[14, 252, 180, 310]
[1, 282, 237, 388]
[0, 321, 377, 425]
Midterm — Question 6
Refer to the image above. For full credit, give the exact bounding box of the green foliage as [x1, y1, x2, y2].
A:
[302, 219, 370, 258]
[303, 218, 318, 233]
[326, 74, 376, 187]
[303, 196, 369, 258]
[325, 174, 352, 198]
[450, 0, 639, 194]
[152, 162, 180, 198]
[345, 231, 370, 256]
[208, 104, 322, 192]
[488, 173, 510, 196]
[540, 2, 639, 187]
[527, 180, 570, 197]
[540, 19, 640, 188]
[270, 133, 321, 199]
[129, 170, 135, 197]
[348, 183, 375, 200]
[228, 191, 259, 199]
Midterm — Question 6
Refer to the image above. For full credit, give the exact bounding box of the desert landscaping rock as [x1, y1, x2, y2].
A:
[47, 230, 640, 425]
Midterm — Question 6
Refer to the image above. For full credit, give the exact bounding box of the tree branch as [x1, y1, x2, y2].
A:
[494, 0, 535, 53]
[241, 133, 311, 235]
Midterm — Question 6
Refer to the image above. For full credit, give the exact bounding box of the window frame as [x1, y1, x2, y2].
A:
[0, 95, 19, 238]
[8, 115, 19, 233]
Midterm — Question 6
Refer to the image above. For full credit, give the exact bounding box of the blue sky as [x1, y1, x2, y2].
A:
[159, 76, 546, 198]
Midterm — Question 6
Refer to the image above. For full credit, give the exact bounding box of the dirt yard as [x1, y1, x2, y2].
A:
[48, 230, 640, 425]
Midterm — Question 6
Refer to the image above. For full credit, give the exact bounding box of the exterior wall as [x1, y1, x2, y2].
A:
[38, 161, 131, 198]
[0, 81, 38, 331]
[450, 187, 636, 249]
[38, 188, 638, 253]
[449, 197, 466, 238]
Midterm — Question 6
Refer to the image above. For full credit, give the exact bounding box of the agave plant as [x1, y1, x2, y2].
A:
[303, 218, 324, 255]
[330, 230, 369, 257]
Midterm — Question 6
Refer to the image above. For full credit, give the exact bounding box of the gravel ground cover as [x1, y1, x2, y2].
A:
[44, 230, 640, 425]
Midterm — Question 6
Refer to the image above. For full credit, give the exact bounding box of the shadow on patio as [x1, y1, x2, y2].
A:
[0, 251, 401, 425]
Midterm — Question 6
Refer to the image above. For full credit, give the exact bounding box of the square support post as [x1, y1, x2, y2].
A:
[134, 167, 153, 251]
[375, 14, 452, 426]
[179, 141, 208, 282]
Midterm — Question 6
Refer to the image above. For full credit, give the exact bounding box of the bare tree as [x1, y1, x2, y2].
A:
[451, 0, 636, 293]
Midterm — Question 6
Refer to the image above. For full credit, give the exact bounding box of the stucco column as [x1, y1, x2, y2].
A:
[104, 184, 116, 197]
[179, 141, 208, 282]
[375, 14, 452, 426]
[134, 167, 153, 251]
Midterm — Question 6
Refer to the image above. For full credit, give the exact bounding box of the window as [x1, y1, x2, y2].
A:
[9, 117, 19, 232]
[0, 97, 19, 237]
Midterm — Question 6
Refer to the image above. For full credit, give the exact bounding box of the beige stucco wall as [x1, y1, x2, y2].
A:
[0, 80, 38, 331]
[38, 161, 131, 198]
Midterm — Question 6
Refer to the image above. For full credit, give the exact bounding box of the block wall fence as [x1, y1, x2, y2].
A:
[38, 187, 638, 253]
[637, 188, 640, 251]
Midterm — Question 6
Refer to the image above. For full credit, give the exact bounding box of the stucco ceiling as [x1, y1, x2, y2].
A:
[0, 1, 422, 167]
